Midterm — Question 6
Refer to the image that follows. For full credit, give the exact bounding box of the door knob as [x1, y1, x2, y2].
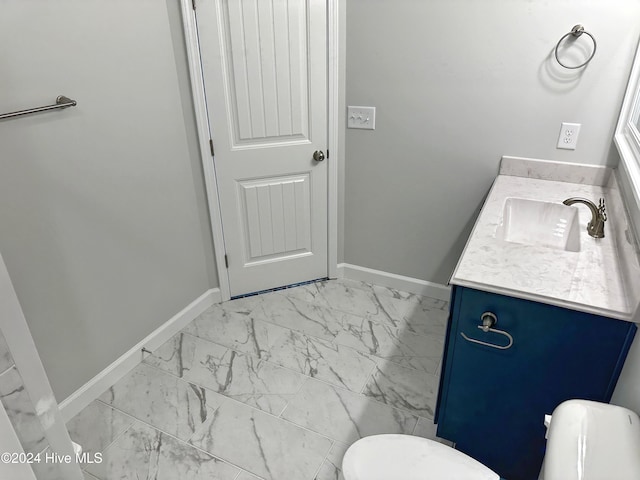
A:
[313, 150, 325, 162]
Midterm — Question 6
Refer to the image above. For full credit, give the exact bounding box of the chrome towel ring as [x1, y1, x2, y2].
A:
[460, 312, 514, 351]
[554, 25, 597, 69]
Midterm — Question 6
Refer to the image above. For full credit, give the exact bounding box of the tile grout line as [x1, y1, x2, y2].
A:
[277, 373, 310, 418]
[286, 279, 447, 319]
[100, 375, 435, 452]
[311, 439, 336, 480]
[177, 328, 385, 393]
[93, 399, 262, 479]
[147, 332, 307, 381]
[358, 355, 439, 420]
[184, 320, 442, 382]
[410, 415, 421, 435]
[144, 332, 436, 423]
[89, 324, 438, 434]
[66, 403, 135, 476]
[213, 281, 449, 359]
[358, 359, 379, 395]
[93, 415, 139, 464]
[0, 362, 15, 378]
[268, 282, 447, 338]
[181, 311, 443, 387]
[97, 374, 343, 447]
[279, 375, 424, 441]
[252, 305, 446, 351]
[76, 279, 446, 480]
[139, 345, 312, 416]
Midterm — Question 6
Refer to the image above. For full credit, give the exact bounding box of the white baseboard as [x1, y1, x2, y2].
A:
[59, 288, 221, 423]
[337, 263, 451, 301]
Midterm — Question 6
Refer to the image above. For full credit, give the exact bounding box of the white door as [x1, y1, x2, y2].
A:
[196, 0, 328, 296]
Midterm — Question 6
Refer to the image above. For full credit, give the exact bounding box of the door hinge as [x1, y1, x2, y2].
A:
[209, 139, 215, 157]
[192, 0, 196, 10]
[224, 254, 229, 268]
[327, 149, 329, 159]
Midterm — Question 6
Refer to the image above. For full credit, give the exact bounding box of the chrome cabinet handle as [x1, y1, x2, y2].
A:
[460, 312, 514, 350]
[313, 150, 325, 162]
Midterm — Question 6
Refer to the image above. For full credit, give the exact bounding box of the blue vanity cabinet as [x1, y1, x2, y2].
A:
[435, 286, 636, 480]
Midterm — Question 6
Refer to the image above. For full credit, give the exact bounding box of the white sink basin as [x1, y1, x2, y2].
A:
[495, 198, 581, 252]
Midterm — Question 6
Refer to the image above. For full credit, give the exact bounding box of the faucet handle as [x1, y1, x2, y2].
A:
[598, 198, 607, 221]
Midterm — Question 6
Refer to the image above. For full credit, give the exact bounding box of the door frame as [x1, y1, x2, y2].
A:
[180, 0, 342, 301]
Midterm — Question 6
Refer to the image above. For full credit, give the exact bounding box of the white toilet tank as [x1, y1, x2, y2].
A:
[543, 399, 640, 480]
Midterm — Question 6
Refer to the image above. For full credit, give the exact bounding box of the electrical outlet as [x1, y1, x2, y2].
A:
[557, 122, 581, 150]
[347, 106, 376, 130]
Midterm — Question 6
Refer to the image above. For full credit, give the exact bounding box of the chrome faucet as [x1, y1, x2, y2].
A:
[562, 197, 607, 238]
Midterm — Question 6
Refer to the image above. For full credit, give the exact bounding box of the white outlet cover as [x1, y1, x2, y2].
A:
[557, 122, 581, 150]
[348, 106, 376, 130]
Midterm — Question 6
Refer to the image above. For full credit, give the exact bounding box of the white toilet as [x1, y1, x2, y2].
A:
[342, 400, 640, 480]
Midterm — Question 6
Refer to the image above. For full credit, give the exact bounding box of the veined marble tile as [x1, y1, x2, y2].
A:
[334, 317, 443, 373]
[0, 366, 47, 454]
[186, 307, 376, 392]
[334, 278, 425, 306]
[401, 296, 449, 337]
[278, 281, 334, 308]
[31, 455, 81, 480]
[189, 400, 331, 480]
[263, 328, 377, 392]
[412, 417, 437, 440]
[315, 441, 348, 480]
[363, 360, 440, 418]
[285, 280, 448, 336]
[145, 333, 305, 415]
[99, 363, 225, 442]
[86, 421, 239, 480]
[252, 293, 347, 341]
[66, 400, 135, 465]
[370, 283, 425, 302]
[235, 472, 264, 480]
[281, 379, 418, 445]
[283, 280, 386, 318]
[364, 293, 449, 337]
[29, 449, 84, 480]
[221, 292, 282, 313]
[0, 329, 13, 374]
[183, 305, 275, 358]
[260, 282, 449, 357]
[412, 418, 454, 447]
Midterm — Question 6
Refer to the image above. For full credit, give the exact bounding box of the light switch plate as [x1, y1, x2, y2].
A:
[347, 106, 376, 129]
[557, 122, 581, 150]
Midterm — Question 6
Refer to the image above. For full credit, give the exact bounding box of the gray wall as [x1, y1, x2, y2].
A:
[344, 0, 640, 284]
[0, 0, 217, 401]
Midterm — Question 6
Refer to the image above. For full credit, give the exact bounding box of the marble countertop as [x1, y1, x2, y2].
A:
[450, 160, 638, 321]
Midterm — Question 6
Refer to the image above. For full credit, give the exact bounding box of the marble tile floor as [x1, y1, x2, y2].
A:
[67, 279, 450, 480]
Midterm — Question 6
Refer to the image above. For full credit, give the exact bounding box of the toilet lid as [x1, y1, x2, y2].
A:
[342, 434, 500, 480]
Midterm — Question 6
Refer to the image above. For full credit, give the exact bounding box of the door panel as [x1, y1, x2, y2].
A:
[197, 0, 328, 296]
[220, 0, 309, 145]
[239, 174, 312, 262]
